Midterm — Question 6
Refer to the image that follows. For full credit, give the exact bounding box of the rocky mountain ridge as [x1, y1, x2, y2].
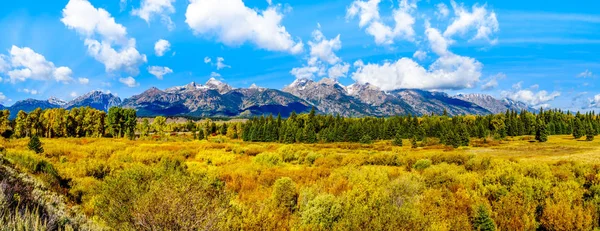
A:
[1, 78, 538, 118]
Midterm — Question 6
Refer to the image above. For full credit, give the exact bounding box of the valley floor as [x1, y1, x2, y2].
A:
[1, 135, 600, 230]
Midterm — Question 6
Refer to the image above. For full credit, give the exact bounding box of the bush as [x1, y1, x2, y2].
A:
[272, 177, 298, 212]
[277, 145, 300, 163]
[412, 159, 432, 171]
[254, 152, 282, 166]
[28, 136, 44, 154]
[303, 152, 323, 165]
[301, 194, 342, 230]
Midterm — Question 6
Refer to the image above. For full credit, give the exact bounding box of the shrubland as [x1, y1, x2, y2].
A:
[1, 134, 600, 230]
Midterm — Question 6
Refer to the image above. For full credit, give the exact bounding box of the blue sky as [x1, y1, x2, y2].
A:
[0, 0, 599, 111]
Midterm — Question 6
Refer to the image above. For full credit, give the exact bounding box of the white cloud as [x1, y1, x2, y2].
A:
[412, 50, 427, 61]
[78, 77, 89, 85]
[185, 0, 304, 54]
[308, 29, 342, 65]
[347, 0, 416, 45]
[119, 76, 139, 87]
[84, 39, 147, 75]
[290, 26, 344, 79]
[352, 54, 481, 91]
[154, 39, 171, 57]
[22, 89, 39, 95]
[6, 46, 73, 83]
[54, 67, 74, 83]
[444, 1, 499, 44]
[481, 72, 505, 90]
[501, 83, 560, 107]
[577, 69, 593, 78]
[290, 66, 321, 80]
[435, 3, 449, 19]
[216, 57, 230, 70]
[70, 91, 79, 98]
[350, 21, 483, 91]
[210, 72, 221, 78]
[327, 63, 350, 79]
[0, 92, 7, 104]
[588, 94, 600, 108]
[148, 66, 173, 79]
[204, 57, 211, 63]
[0, 55, 9, 73]
[425, 23, 450, 56]
[132, 0, 176, 30]
[61, 0, 128, 43]
[61, 0, 146, 75]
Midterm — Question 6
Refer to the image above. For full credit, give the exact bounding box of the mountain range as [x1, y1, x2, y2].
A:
[1, 78, 538, 119]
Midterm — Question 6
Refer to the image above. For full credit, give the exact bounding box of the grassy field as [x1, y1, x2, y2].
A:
[1, 135, 600, 230]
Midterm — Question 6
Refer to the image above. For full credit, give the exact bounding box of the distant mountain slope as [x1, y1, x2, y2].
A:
[453, 93, 537, 114]
[123, 79, 312, 117]
[4, 78, 539, 118]
[283, 78, 489, 116]
[391, 90, 491, 116]
[65, 91, 122, 111]
[8, 99, 62, 119]
[283, 78, 376, 117]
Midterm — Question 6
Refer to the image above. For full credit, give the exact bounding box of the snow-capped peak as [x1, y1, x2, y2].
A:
[48, 97, 67, 106]
[205, 77, 233, 93]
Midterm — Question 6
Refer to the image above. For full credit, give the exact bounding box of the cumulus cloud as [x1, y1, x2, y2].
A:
[185, 0, 304, 54]
[480, 72, 505, 90]
[61, 0, 146, 75]
[290, 26, 348, 80]
[347, 0, 501, 91]
[588, 94, 600, 108]
[84, 39, 147, 75]
[210, 72, 221, 79]
[0, 92, 7, 104]
[327, 63, 350, 79]
[577, 69, 593, 78]
[148, 66, 173, 79]
[78, 77, 89, 85]
[308, 29, 342, 65]
[70, 91, 78, 98]
[352, 55, 481, 91]
[501, 83, 560, 107]
[0, 55, 9, 73]
[154, 39, 171, 57]
[216, 57, 230, 70]
[290, 66, 321, 80]
[21, 89, 39, 95]
[132, 0, 176, 30]
[412, 50, 427, 61]
[119, 76, 139, 87]
[444, 1, 499, 44]
[204, 57, 211, 64]
[3, 46, 73, 84]
[435, 3, 450, 19]
[351, 23, 482, 91]
[347, 0, 416, 45]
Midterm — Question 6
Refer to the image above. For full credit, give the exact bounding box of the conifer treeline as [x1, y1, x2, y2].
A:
[242, 108, 600, 145]
[0, 107, 137, 139]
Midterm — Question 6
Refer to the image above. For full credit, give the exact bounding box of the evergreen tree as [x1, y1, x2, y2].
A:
[472, 205, 496, 231]
[198, 127, 205, 140]
[535, 119, 548, 142]
[360, 134, 372, 144]
[411, 136, 418, 149]
[392, 132, 403, 146]
[586, 122, 595, 141]
[573, 118, 583, 139]
[28, 135, 44, 154]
